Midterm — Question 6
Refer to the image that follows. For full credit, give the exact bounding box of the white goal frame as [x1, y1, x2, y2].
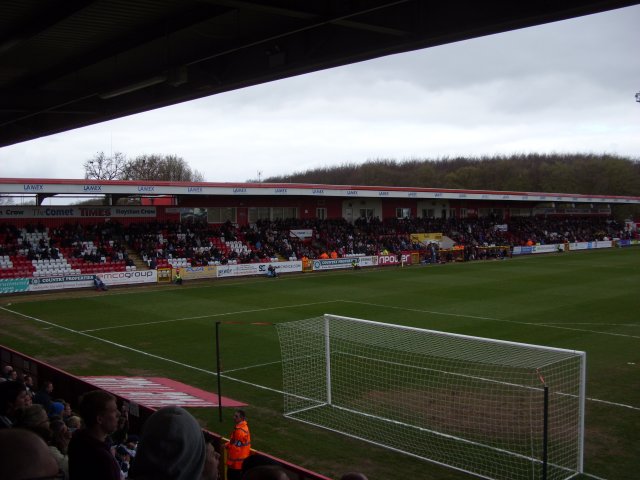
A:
[276, 314, 586, 480]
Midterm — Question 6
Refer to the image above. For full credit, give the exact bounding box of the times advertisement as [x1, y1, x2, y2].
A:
[0, 206, 156, 219]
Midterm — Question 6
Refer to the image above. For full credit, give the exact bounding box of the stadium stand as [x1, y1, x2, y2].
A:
[0, 216, 633, 278]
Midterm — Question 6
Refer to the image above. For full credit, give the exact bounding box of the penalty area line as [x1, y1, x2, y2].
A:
[0, 306, 215, 376]
[0, 306, 285, 396]
[342, 301, 640, 339]
[582, 473, 607, 480]
[80, 300, 341, 333]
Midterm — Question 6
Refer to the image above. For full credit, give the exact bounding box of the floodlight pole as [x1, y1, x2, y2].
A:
[216, 321, 223, 422]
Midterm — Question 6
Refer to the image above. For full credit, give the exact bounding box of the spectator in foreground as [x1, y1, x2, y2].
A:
[129, 405, 219, 480]
[0, 428, 62, 480]
[0, 381, 29, 429]
[65, 414, 82, 433]
[0, 365, 15, 382]
[13, 404, 51, 441]
[33, 380, 54, 413]
[49, 417, 71, 478]
[48, 400, 65, 419]
[68, 390, 122, 480]
[242, 465, 290, 479]
[22, 374, 36, 400]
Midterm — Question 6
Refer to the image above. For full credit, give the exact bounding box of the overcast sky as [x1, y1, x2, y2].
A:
[1, 5, 639, 183]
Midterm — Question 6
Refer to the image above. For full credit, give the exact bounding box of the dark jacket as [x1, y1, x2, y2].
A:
[68, 428, 121, 480]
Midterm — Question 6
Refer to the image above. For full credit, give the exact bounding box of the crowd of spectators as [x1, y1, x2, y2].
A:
[1, 361, 372, 479]
[0, 366, 89, 478]
[0, 222, 135, 267]
[122, 215, 632, 266]
[0, 365, 139, 479]
[0, 215, 634, 274]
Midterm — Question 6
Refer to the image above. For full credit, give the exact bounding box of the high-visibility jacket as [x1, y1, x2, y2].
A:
[226, 420, 251, 470]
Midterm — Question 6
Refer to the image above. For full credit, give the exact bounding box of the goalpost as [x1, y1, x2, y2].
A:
[276, 314, 586, 480]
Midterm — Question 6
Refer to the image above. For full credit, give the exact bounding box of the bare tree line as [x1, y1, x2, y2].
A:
[265, 153, 640, 197]
[84, 152, 204, 182]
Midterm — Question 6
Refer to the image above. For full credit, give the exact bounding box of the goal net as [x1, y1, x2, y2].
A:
[276, 314, 585, 480]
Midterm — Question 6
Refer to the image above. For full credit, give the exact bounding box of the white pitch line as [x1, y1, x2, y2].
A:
[539, 323, 640, 327]
[2, 305, 638, 411]
[81, 300, 341, 332]
[342, 300, 519, 322]
[223, 359, 282, 373]
[342, 301, 640, 339]
[0, 306, 216, 375]
[0, 306, 284, 395]
[585, 397, 640, 411]
[582, 473, 608, 480]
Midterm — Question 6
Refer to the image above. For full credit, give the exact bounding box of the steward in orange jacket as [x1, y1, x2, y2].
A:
[225, 410, 251, 479]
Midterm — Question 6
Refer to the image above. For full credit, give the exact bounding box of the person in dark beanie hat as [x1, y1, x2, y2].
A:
[129, 406, 218, 480]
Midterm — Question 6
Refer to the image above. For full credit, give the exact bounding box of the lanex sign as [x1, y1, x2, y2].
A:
[24, 184, 44, 191]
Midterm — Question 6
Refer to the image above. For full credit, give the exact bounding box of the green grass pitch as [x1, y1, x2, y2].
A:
[1, 248, 638, 479]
